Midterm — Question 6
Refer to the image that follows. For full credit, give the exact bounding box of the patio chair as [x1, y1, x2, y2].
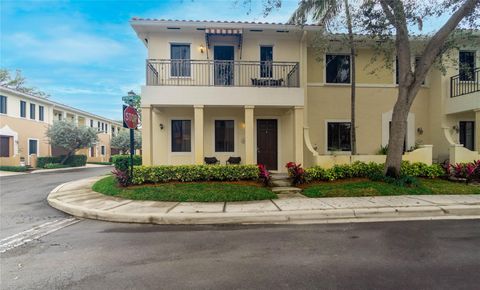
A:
[204, 157, 220, 165]
[226, 157, 241, 165]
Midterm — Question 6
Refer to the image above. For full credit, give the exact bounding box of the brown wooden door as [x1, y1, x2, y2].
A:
[257, 119, 278, 170]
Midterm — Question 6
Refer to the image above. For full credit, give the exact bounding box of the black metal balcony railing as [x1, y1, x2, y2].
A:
[450, 67, 480, 97]
[146, 59, 300, 87]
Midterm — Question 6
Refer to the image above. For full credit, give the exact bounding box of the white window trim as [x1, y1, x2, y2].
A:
[381, 111, 415, 150]
[324, 53, 352, 86]
[213, 118, 237, 154]
[169, 118, 194, 155]
[27, 138, 40, 157]
[324, 119, 352, 155]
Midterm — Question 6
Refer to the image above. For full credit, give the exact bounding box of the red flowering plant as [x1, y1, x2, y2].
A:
[443, 160, 480, 183]
[112, 169, 130, 187]
[258, 164, 271, 186]
[286, 162, 305, 186]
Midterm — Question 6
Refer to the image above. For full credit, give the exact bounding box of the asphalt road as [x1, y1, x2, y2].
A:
[1, 168, 480, 289]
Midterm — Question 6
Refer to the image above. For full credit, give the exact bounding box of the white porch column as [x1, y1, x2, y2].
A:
[294, 106, 304, 164]
[141, 106, 153, 165]
[476, 109, 480, 153]
[194, 105, 204, 165]
[244, 105, 255, 165]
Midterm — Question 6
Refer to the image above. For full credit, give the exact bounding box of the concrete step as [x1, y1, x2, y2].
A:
[271, 187, 302, 193]
[270, 174, 289, 180]
[271, 179, 292, 187]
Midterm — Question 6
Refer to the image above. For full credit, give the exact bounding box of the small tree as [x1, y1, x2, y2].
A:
[111, 129, 142, 153]
[0, 68, 49, 97]
[46, 120, 98, 164]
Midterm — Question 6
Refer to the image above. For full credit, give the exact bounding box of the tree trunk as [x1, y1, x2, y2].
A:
[60, 151, 74, 165]
[344, 0, 357, 155]
[384, 92, 410, 177]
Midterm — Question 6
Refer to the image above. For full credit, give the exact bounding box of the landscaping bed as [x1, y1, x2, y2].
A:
[93, 175, 276, 202]
[302, 178, 480, 198]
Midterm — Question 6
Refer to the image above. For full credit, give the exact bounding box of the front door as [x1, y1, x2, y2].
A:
[214, 46, 234, 86]
[257, 119, 278, 170]
[459, 121, 475, 150]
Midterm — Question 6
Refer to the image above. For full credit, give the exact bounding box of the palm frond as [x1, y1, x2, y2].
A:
[288, 0, 342, 26]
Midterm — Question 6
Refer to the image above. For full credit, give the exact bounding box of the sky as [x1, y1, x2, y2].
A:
[0, 0, 454, 120]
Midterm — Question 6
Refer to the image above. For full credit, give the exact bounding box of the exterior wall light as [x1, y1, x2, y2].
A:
[160, 123, 164, 130]
[417, 127, 424, 135]
[200, 44, 205, 53]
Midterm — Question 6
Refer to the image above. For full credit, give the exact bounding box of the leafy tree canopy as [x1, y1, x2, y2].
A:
[0, 69, 49, 97]
[46, 120, 98, 163]
[111, 129, 142, 153]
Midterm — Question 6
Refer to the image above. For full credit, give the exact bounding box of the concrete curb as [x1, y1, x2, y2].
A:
[31, 164, 112, 174]
[47, 177, 480, 225]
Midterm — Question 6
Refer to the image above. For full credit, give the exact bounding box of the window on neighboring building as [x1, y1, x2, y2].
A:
[0, 136, 10, 157]
[101, 145, 105, 155]
[20, 101, 26, 117]
[171, 120, 191, 152]
[90, 146, 95, 157]
[459, 51, 476, 81]
[170, 44, 191, 77]
[0, 95, 6, 114]
[459, 121, 475, 151]
[215, 120, 234, 152]
[90, 120, 93, 127]
[30, 104, 36, 120]
[327, 122, 351, 151]
[414, 56, 426, 85]
[105, 124, 108, 133]
[326, 54, 350, 84]
[260, 46, 273, 78]
[112, 127, 115, 136]
[39, 106, 44, 121]
[97, 121, 100, 131]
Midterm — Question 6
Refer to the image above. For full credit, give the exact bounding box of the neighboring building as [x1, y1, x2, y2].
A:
[0, 86, 124, 166]
[131, 19, 479, 172]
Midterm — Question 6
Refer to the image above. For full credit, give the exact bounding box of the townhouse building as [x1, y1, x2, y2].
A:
[0, 86, 124, 167]
[131, 19, 479, 172]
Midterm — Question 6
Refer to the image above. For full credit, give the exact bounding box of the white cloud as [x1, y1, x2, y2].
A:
[7, 31, 127, 64]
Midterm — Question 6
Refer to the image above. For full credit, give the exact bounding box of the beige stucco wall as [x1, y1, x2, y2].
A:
[0, 115, 50, 166]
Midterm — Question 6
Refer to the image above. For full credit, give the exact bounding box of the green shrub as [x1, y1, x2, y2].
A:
[43, 163, 70, 169]
[37, 156, 61, 168]
[64, 154, 87, 167]
[0, 165, 28, 172]
[112, 155, 142, 171]
[37, 154, 87, 168]
[131, 165, 259, 185]
[305, 161, 443, 182]
[87, 161, 113, 165]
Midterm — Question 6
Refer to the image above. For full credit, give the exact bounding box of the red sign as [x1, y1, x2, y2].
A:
[123, 106, 140, 129]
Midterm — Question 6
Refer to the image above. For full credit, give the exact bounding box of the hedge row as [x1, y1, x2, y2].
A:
[132, 165, 259, 185]
[112, 155, 142, 171]
[305, 161, 444, 182]
[37, 155, 87, 168]
[0, 166, 28, 172]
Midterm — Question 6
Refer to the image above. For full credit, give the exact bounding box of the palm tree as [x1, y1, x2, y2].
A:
[289, 0, 357, 155]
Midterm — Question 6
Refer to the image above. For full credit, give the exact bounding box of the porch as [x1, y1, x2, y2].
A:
[140, 105, 304, 172]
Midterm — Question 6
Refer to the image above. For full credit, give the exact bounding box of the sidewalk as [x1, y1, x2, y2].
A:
[48, 176, 480, 225]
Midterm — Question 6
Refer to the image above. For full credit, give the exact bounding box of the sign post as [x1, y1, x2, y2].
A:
[123, 104, 140, 182]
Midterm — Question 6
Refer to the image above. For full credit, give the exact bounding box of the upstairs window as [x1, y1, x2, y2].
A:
[171, 120, 191, 152]
[414, 56, 426, 85]
[90, 120, 93, 127]
[326, 54, 350, 84]
[171, 44, 191, 77]
[459, 51, 476, 81]
[20, 101, 26, 117]
[39, 106, 44, 121]
[215, 120, 235, 152]
[0, 95, 6, 114]
[327, 122, 351, 151]
[30, 104, 36, 120]
[260, 46, 273, 78]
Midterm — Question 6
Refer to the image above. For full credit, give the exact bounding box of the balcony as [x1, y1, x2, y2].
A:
[450, 67, 480, 97]
[446, 67, 480, 114]
[146, 59, 300, 88]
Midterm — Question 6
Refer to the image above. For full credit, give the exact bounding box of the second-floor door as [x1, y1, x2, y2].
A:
[214, 46, 234, 86]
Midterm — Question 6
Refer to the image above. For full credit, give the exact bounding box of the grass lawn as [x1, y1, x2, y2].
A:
[92, 176, 277, 202]
[302, 178, 480, 198]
